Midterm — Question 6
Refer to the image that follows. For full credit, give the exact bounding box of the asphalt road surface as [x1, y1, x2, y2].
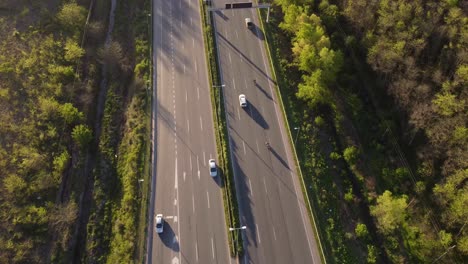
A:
[211, 1, 323, 264]
[146, 0, 232, 263]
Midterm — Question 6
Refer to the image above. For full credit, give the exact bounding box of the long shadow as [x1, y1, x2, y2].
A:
[268, 147, 290, 170]
[158, 222, 180, 252]
[215, 10, 229, 21]
[245, 103, 269, 129]
[217, 32, 276, 85]
[228, 127, 310, 211]
[230, 151, 257, 250]
[255, 82, 273, 100]
[252, 24, 265, 41]
[213, 167, 225, 188]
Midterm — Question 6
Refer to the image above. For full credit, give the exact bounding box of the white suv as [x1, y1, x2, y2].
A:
[155, 214, 164, 233]
[209, 159, 217, 177]
[239, 94, 247, 108]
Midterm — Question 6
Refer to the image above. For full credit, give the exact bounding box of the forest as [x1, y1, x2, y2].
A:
[0, 0, 150, 263]
[264, 0, 467, 262]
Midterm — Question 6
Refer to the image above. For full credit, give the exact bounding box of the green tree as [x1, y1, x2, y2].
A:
[370, 190, 408, 234]
[3, 174, 27, 197]
[343, 146, 359, 165]
[432, 92, 465, 116]
[367, 244, 378, 264]
[60, 103, 83, 125]
[355, 223, 369, 239]
[57, 1, 87, 35]
[72, 124, 92, 148]
[296, 70, 332, 108]
[64, 39, 85, 62]
[53, 150, 70, 183]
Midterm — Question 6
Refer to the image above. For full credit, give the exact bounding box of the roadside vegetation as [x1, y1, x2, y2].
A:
[0, 0, 150, 263]
[0, 0, 89, 262]
[83, 0, 150, 263]
[261, 0, 467, 263]
[200, 0, 244, 256]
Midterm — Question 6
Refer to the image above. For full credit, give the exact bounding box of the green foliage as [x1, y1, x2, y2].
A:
[3, 174, 27, 196]
[370, 190, 408, 234]
[314, 116, 325, 126]
[53, 150, 70, 183]
[344, 187, 354, 202]
[355, 223, 369, 239]
[433, 169, 468, 227]
[432, 92, 465, 116]
[57, 1, 87, 35]
[330, 152, 341, 160]
[64, 38, 85, 62]
[343, 146, 359, 165]
[72, 124, 93, 148]
[60, 103, 83, 125]
[367, 245, 378, 264]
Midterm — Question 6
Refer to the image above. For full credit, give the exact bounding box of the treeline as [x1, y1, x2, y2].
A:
[0, 1, 91, 262]
[269, 0, 466, 263]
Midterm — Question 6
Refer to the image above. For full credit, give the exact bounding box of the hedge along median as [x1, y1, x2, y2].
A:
[199, 1, 243, 257]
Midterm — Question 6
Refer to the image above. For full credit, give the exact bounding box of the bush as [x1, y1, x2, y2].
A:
[355, 223, 369, 239]
[343, 146, 359, 165]
[72, 124, 92, 148]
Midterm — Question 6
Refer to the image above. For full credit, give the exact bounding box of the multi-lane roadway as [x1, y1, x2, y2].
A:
[211, 1, 323, 264]
[147, 0, 232, 263]
[147, 0, 323, 263]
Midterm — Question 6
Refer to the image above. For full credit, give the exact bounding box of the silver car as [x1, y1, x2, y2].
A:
[155, 214, 164, 233]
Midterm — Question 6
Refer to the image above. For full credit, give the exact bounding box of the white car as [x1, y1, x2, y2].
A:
[155, 214, 164, 233]
[209, 159, 217, 177]
[239, 94, 247, 108]
[245, 18, 253, 29]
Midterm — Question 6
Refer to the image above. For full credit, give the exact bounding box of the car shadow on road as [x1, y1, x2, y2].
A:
[245, 103, 269, 130]
[252, 25, 265, 41]
[214, 168, 225, 188]
[159, 222, 179, 252]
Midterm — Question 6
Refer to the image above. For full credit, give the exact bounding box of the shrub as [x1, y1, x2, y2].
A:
[355, 223, 369, 239]
[343, 146, 359, 165]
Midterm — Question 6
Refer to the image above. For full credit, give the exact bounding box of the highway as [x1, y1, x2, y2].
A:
[147, 0, 232, 263]
[211, 1, 323, 263]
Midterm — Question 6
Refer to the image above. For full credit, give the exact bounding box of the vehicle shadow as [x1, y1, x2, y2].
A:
[214, 167, 225, 188]
[252, 24, 265, 41]
[159, 222, 179, 252]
